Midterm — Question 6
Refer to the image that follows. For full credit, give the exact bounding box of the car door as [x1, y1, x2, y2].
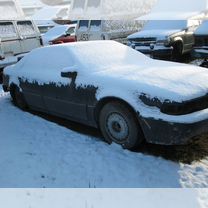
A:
[39, 47, 89, 121]
[16, 20, 41, 53]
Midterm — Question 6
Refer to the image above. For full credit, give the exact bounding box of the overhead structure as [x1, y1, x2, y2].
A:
[41, 0, 70, 6]
[40, 0, 157, 20]
[137, 0, 208, 20]
[0, 0, 25, 20]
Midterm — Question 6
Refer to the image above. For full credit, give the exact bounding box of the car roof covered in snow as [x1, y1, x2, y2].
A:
[29, 40, 150, 72]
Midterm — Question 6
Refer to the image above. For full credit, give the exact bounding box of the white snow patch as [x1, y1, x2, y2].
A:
[0, 87, 208, 188]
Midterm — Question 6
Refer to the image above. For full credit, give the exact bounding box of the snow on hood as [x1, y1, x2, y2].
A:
[128, 29, 181, 40]
[68, 41, 208, 103]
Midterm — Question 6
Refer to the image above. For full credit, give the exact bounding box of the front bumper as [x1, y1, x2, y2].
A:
[131, 45, 173, 58]
[139, 115, 208, 145]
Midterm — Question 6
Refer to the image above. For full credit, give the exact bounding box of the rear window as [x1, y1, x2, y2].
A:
[0, 22, 17, 39]
[17, 21, 36, 36]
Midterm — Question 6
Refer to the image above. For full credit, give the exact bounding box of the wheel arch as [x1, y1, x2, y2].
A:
[94, 96, 142, 128]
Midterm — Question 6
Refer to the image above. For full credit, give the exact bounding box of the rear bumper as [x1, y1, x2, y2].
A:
[139, 114, 208, 145]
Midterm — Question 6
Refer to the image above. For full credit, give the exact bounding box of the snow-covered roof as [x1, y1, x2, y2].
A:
[0, 0, 25, 20]
[31, 5, 70, 20]
[137, 0, 208, 20]
[195, 20, 208, 35]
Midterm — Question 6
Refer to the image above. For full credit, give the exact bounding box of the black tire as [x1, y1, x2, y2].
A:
[99, 101, 144, 150]
[10, 86, 27, 110]
[0, 68, 3, 84]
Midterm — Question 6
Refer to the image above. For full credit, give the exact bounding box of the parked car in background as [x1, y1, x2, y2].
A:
[128, 20, 200, 59]
[42, 24, 77, 45]
[50, 24, 77, 44]
[0, 20, 42, 83]
[3, 41, 208, 150]
[192, 20, 208, 65]
[76, 20, 139, 44]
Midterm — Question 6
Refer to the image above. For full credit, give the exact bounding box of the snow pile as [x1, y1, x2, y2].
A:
[0, 87, 208, 188]
[0, 189, 207, 208]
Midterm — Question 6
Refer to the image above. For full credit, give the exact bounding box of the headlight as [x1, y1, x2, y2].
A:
[156, 38, 170, 47]
[140, 93, 208, 116]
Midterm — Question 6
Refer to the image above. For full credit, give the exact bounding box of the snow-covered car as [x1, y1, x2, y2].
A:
[42, 24, 77, 45]
[3, 41, 208, 150]
[128, 20, 200, 58]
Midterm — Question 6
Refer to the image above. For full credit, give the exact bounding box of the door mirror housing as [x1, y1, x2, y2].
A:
[61, 66, 78, 81]
[61, 71, 77, 79]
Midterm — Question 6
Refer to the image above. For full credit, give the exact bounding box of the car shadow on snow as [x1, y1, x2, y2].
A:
[28, 109, 208, 165]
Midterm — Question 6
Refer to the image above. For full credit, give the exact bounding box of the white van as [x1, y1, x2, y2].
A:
[0, 20, 42, 82]
[76, 20, 139, 44]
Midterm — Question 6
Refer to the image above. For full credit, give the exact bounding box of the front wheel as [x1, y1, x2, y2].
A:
[10, 85, 27, 110]
[99, 101, 144, 150]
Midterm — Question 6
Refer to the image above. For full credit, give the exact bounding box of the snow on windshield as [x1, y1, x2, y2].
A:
[43, 25, 69, 38]
[144, 20, 187, 30]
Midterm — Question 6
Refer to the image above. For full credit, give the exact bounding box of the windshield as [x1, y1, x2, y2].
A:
[144, 20, 187, 30]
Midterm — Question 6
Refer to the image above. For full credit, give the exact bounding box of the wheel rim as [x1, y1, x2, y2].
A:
[106, 113, 129, 142]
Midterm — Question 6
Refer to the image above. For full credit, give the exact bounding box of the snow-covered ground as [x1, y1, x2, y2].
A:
[0, 84, 208, 188]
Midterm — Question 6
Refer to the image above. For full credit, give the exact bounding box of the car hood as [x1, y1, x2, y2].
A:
[92, 60, 208, 103]
[128, 29, 181, 40]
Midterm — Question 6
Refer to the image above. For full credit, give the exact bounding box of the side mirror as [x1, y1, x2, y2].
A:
[61, 71, 77, 78]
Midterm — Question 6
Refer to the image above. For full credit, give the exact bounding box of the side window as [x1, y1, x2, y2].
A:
[0, 22, 17, 39]
[78, 20, 89, 31]
[17, 21, 36, 37]
[90, 20, 101, 31]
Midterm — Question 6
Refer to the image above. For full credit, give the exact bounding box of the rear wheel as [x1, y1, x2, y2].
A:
[99, 101, 144, 150]
[10, 85, 27, 110]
